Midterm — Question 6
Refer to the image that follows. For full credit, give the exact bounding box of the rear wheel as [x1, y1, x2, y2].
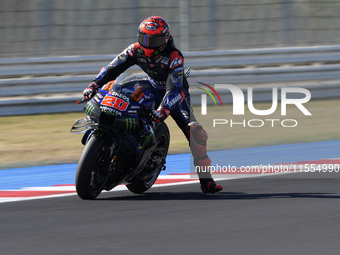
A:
[126, 122, 170, 194]
[75, 135, 112, 200]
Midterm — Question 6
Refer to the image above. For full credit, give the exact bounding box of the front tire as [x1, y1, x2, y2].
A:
[126, 122, 170, 194]
[75, 135, 112, 200]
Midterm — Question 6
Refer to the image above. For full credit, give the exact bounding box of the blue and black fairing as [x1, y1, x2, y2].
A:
[80, 77, 157, 153]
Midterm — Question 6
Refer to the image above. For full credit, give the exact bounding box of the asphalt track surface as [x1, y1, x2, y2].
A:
[1, 171, 340, 255]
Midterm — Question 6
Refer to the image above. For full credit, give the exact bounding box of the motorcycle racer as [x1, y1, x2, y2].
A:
[83, 16, 222, 194]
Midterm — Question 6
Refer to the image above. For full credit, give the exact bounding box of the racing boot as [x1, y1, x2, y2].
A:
[187, 121, 223, 194]
[200, 178, 223, 194]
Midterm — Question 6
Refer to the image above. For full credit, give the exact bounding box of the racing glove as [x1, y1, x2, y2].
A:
[83, 82, 99, 100]
[149, 107, 170, 123]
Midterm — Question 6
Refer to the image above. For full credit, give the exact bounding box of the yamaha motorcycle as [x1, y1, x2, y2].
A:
[71, 74, 170, 200]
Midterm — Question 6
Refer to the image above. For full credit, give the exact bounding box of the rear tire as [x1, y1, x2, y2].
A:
[126, 122, 170, 194]
[75, 135, 111, 200]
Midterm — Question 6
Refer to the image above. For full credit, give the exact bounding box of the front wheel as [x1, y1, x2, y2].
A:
[75, 135, 112, 199]
[126, 122, 170, 194]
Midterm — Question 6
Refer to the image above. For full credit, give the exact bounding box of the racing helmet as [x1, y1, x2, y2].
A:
[137, 16, 170, 58]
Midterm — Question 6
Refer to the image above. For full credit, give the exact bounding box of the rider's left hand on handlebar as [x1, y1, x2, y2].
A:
[149, 107, 170, 123]
[83, 82, 99, 100]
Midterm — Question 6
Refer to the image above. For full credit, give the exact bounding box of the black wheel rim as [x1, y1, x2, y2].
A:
[89, 144, 110, 195]
[144, 133, 168, 187]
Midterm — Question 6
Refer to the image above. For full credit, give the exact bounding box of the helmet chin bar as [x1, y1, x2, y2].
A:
[141, 46, 154, 57]
[140, 45, 162, 58]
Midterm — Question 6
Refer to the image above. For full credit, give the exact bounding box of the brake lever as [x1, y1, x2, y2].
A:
[76, 98, 88, 104]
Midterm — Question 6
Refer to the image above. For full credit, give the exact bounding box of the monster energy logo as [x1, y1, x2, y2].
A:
[142, 134, 152, 149]
[126, 118, 136, 132]
[85, 103, 95, 115]
[146, 70, 158, 78]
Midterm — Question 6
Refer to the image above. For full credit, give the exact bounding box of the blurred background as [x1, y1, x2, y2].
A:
[1, 0, 340, 58]
[1, 0, 340, 168]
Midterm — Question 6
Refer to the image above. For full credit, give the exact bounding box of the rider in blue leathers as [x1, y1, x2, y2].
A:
[83, 16, 222, 194]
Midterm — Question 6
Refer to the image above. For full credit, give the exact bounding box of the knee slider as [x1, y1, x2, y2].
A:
[187, 121, 208, 145]
[186, 121, 209, 160]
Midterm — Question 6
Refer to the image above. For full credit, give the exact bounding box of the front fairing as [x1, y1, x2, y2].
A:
[83, 77, 156, 132]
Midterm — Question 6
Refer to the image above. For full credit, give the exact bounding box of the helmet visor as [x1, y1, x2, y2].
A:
[138, 32, 167, 49]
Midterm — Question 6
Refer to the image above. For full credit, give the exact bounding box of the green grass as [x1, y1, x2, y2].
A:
[0, 98, 339, 169]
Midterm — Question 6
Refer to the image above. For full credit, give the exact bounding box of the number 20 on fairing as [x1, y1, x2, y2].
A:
[101, 95, 129, 111]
